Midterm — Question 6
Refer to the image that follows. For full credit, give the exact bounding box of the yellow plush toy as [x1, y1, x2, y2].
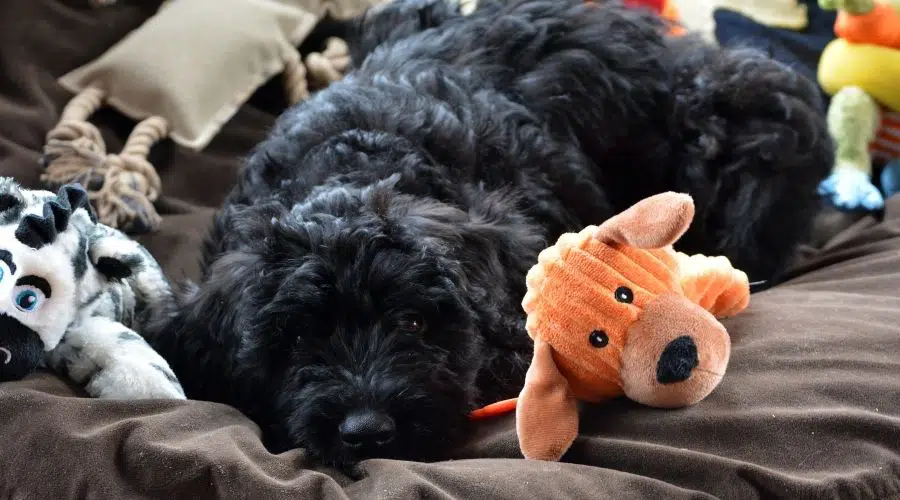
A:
[817, 0, 900, 211]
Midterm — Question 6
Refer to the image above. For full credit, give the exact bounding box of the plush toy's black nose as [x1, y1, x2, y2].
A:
[656, 335, 699, 384]
[339, 410, 396, 449]
[0, 315, 46, 382]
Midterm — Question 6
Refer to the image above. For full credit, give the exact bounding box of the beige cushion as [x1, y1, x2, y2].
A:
[714, 0, 809, 30]
[59, 0, 373, 151]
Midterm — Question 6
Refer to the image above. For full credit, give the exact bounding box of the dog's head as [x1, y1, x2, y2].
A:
[518, 192, 739, 460]
[190, 173, 538, 466]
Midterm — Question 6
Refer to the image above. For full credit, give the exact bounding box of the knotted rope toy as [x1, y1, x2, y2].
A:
[470, 192, 750, 461]
[305, 37, 352, 92]
[41, 87, 166, 234]
[41, 0, 369, 234]
[40, 55, 322, 235]
[284, 36, 353, 103]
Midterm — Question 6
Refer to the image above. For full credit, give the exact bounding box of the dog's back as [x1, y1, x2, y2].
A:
[347, 0, 833, 282]
[353, 0, 672, 162]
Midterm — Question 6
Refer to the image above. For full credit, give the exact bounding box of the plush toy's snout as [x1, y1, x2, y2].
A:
[622, 293, 731, 408]
[0, 315, 46, 382]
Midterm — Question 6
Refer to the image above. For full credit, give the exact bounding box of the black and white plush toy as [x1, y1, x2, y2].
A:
[0, 177, 184, 399]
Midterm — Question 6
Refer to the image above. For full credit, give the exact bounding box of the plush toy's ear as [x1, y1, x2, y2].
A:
[94, 255, 135, 280]
[516, 338, 579, 461]
[90, 233, 146, 281]
[58, 183, 96, 222]
[593, 192, 695, 249]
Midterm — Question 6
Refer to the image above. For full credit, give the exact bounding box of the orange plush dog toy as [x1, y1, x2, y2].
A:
[514, 192, 750, 461]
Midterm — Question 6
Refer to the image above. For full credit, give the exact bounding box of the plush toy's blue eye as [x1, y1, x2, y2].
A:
[14, 288, 41, 312]
[11, 278, 50, 313]
[0, 267, 4, 282]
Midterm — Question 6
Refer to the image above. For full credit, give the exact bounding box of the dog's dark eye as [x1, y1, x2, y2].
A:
[396, 313, 426, 334]
[614, 286, 633, 304]
[589, 330, 609, 348]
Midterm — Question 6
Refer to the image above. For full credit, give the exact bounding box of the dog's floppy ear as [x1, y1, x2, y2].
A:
[593, 192, 694, 249]
[516, 338, 579, 461]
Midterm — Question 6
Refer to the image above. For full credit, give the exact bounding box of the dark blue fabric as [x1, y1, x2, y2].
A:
[714, 0, 836, 92]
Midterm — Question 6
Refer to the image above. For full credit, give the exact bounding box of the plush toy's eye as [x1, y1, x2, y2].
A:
[589, 330, 609, 348]
[396, 313, 426, 334]
[614, 286, 633, 304]
[14, 288, 43, 312]
[12, 276, 51, 313]
[0, 248, 15, 282]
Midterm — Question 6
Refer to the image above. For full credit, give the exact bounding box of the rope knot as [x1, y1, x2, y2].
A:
[40, 87, 166, 234]
[305, 37, 351, 92]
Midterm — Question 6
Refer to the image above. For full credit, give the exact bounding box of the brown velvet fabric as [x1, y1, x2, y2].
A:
[0, 1, 898, 498]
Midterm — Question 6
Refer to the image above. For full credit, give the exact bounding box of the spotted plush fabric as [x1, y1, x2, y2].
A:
[0, 177, 183, 399]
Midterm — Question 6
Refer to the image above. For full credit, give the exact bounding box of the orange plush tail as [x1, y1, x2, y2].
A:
[675, 253, 750, 318]
[470, 398, 518, 420]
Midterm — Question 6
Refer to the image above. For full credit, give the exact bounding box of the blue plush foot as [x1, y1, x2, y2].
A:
[818, 169, 885, 211]
[880, 160, 900, 200]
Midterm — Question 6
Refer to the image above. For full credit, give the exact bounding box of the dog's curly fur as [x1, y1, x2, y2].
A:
[145, 0, 832, 466]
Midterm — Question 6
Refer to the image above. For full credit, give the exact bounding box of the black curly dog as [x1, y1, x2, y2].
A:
[146, 0, 832, 466]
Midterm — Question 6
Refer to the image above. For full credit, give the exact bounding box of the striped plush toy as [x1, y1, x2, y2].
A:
[0, 178, 184, 399]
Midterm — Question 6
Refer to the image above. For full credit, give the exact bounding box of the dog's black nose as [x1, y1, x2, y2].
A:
[656, 335, 699, 384]
[339, 410, 396, 449]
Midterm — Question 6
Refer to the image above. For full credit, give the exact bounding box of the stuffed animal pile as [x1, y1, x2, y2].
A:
[0, 178, 184, 400]
[817, 0, 900, 211]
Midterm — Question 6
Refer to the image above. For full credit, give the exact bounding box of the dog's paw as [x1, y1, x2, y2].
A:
[818, 168, 885, 211]
[85, 359, 186, 400]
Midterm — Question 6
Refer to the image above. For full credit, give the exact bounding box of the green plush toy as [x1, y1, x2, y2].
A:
[817, 0, 900, 211]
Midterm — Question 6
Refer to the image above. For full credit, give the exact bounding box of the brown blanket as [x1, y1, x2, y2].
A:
[0, 1, 899, 498]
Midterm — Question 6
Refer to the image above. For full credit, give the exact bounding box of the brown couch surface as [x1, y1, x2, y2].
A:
[0, 1, 898, 499]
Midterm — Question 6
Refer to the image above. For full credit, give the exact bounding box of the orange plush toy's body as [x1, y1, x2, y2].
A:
[514, 192, 750, 461]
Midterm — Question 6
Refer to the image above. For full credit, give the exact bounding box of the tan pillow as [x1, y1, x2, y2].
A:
[59, 0, 325, 151]
[714, 0, 808, 30]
